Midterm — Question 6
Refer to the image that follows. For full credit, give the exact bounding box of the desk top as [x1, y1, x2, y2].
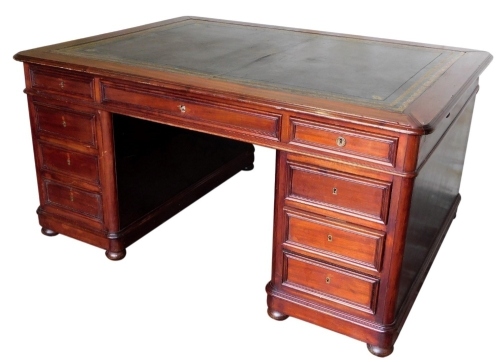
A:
[14, 17, 492, 131]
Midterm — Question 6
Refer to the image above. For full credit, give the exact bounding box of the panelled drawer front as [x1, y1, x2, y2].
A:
[30, 66, 94, 100]
[286, 212, 384, 271]
[288, 163, 391, 223]
[101, 82, 280, 140]
[283, 253, 379, 313]
[290, 118, 398, 166]
[45, 181, 102, 220]
[40, 144, 99, 184]
[35, 103, 96, 146]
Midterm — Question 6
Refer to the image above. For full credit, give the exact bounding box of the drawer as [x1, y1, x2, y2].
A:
[288, 162, 391, 224]
[44, 180, 102, 220]
[101, 81, 280, 140]
[286, 211, 384, 271]
[30, 66, 94, 100]
[40, 144, 99, 184]
[283, 253, 379, 313]
[290, 117, 398, 166]
[35, 103, 96, 146]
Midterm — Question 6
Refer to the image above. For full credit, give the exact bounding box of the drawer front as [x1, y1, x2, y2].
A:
[290, 118, 398, 166]
[35, 103, 96, 146]
[288, 163, 391, 223]
[101, 81, 280, 140]
[45, 181, 102, 220]
[30, 66, 94, 100]
[286, 212, 384, 271]
[40, 144, 99, 183]
[283, 253, 379, 313]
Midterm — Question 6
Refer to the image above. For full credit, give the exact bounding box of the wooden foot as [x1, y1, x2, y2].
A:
[105, 249, 126, 261]
[242, 164, 254, 171]
[267, 308, 289, 321]
[367, 344, 394, 357]
[41, 228, 58, 236]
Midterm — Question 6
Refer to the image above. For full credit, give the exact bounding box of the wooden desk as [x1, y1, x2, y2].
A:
[14, 17, 492, 356]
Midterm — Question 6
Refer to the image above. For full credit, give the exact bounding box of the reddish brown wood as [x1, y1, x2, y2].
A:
[285, 209, 385, 271]
[283, 252, 379, 313]
[44, 180, 102, 220]
[34, 103, 97, 146]
[13, 17, 492, 357]
[40, 143, 99, 183]
[30, 65, 95, 100]
[290, 117, 399, 166]
[288, 160, 392, 224]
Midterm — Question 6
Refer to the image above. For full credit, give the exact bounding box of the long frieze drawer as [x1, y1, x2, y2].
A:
[290, 117, 398, 166]
[35, 103, 96, 146]
[286, 212, 385, 271]
[30, 66, 94, 100]
[44, 180, 102, 220]
[101, 82, 280, 139]
[40, 144, 99, 184]
[288, 163, 391, 224]
[283, 253, 379, 314]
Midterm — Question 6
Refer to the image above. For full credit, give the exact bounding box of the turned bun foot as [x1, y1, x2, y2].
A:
[105, 249, 126, 261]
[41, 228, 58, 236]
[367, 344, 394, 357]
[267, 308, 289, 321]
[242, 164, 254, 171]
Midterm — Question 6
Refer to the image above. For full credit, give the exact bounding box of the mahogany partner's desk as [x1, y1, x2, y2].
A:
[14, 17, 492, 357]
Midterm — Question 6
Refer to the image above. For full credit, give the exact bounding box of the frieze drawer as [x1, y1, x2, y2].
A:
[290, 117, 398, 166]
[101, 81, 281, 140]
[30, 66, 94, 100]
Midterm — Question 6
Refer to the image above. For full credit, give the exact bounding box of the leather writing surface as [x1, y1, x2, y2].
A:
[55, 19, 463, 112]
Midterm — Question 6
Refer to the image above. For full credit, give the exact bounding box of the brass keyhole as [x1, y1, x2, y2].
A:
[327, 234, 333, 242]
[178, 105, 186, 113]
[70, 192, 74, 202]
[62, 121, 67, 128]
[336, 136, 346, 147]
[67, 154, 71, 166]
[60, 81, 65, 89]
[326, 277, 331, 284]
[333, 187, 338, 195]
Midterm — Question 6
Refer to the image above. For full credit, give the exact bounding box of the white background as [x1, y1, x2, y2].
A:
[2, 1, 498, 361]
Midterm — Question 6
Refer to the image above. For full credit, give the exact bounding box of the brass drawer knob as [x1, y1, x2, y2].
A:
[336, 136, 346, 147]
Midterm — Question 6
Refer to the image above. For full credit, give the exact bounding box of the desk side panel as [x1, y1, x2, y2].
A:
[395, 93, 476, 319]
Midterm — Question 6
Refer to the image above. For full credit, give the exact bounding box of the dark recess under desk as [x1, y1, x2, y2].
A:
[113, 113, 255, 230]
